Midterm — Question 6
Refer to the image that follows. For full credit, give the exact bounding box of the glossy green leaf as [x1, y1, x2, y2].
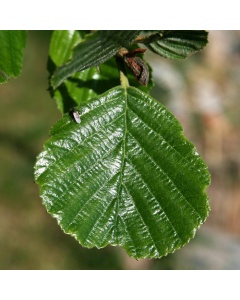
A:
[142, 30, 208, 60]
[48, 30, 153, 114]
[34, 86, 210, 259]
[51, 30, 142, 89]
[0, 30, 26, 84]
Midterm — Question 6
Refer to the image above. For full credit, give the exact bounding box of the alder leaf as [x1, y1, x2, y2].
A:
[34, 86, 210, 259]
[142, 30, 208, 59]
[0, 30, 26, 84]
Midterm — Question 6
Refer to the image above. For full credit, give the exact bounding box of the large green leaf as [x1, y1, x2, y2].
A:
[51, 30, 141, 89]
[141, 30, 208, 59]
[49, 30, 153, 114]
[0, 30, 26, 84]
[34, 86, 210, 259]
[35, 87, 210, 258]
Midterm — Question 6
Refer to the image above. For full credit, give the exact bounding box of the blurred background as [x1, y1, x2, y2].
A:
[0, 31, 240, 270]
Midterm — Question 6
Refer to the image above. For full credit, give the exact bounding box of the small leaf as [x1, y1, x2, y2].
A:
[35, 86, 210, 259]
[142, 30, 208, 60]
[49, 30, 87, 66]
[48, 30, 95, 113]
[0, 30, 26, 84]
[48, 30, 153, 114]
[51, 30, 142, 89]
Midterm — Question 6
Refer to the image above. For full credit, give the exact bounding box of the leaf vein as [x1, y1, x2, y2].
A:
[129, 132, 202, 221]
[128, 105, 194, 170]
[122, 183, 161, 255]
[40, 110, 125, 179]
[81, 196, 117, 245]
[117, 215, 137, 256]
[125, 158, 182, 243]
[43, 140, 122, 211]
[66, 172, 119, 231]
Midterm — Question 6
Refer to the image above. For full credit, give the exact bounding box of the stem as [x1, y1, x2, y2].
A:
[115, 56, 129, 89]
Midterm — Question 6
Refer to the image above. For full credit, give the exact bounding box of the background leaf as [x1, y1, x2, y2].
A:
[141, 30, 208, 59]
[0, 30, 26, 84]
[51, 30, 141, 89]
[48, 30, 153, 114]
[35, 86, 210, 259]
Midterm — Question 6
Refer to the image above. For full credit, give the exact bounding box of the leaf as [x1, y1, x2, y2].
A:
[142, 30, 208, 60]
[0, 30, 27, 84]
[51, 30, 142, 89]
[49, 30, 88, 66]
[34, 86, 210, 259]
[48, 30, 95, 113]
[48, 30, 153, 114]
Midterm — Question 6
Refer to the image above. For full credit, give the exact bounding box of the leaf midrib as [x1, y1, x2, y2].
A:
[114, 88, 128, 241]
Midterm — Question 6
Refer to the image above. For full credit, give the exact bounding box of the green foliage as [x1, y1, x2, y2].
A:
[51, 30, 141, 89]
[34, 30, 211, 259]
[0, 30, 26, 83]
[48, 30, 153, 114]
